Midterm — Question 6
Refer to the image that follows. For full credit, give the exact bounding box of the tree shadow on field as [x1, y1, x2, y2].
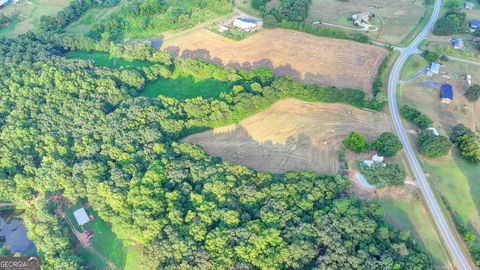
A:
[161, 46, 365, 92]
[182, 124, 340, 176]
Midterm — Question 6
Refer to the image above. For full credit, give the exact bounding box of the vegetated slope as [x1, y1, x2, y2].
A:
[0, 0, 70, 37]
[0, 35, 430, 269]
[184, 98, 391, 175]
[162, 28, 388, 93]
[88, 0, 232, 40]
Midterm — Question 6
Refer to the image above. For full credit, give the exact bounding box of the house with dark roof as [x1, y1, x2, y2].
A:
[441, 84, 453, 104]
[470, 19, 480, 29]
[452, 38, 464, 49]
[465, 2, 475, 9]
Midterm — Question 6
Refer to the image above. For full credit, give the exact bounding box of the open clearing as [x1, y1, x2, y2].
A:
[0, 0, 70, 37]
[307, 0, 426, 45]
[162, 28, 387, 93]
[379, 190, 453, 269]
[399, 59, 480, 240]
[184, 98, 391, 175]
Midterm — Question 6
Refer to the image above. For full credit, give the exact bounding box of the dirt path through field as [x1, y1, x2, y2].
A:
[184, 99, 391, 175]
[162, 28, 387, 92]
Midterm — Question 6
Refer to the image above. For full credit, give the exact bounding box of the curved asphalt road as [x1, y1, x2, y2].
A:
[387, 0, 471, 269]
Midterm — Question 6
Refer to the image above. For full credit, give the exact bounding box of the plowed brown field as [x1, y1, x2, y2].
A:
[162, 28, 387, 93]
[183, 99, 392, 174]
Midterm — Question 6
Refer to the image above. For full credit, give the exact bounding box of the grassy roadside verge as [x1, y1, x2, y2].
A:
[395, 85, 478, 268]
[399, 3, 434, 48]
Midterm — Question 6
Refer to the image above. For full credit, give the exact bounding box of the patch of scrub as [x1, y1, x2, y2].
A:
[379, 194, 452, 268]
[141, 76, 231, 100]
[65, 51, 151, 69]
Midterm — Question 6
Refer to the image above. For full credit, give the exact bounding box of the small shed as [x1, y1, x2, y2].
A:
[465, 2, 475, 9]
[441, 84, 453, 104]
[218, 25, 229, 33]
[469, 19, 480, 29]
[73, 208, 91, 226]
[427, 127, 439, 136]
[427, 62, 440, 76]
[452, 38, 464, 49]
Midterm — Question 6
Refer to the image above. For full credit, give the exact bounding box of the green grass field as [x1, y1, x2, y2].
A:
[424, 156, 480, 236]
[66, 205, 143, 270]
[65, 1, 123, 35]
[65, 51, 151, 69]
[83, 211, 127, 269]
[233, 0, 261, 17]
[380, 193, 452, 268]
[142, 76, 231, 100]
[400, 55, 428, 81]
[0, 0, 70, 37]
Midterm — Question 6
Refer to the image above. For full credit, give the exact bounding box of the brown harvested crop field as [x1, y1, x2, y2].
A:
[183, 98, 392, 175]
[162, 28, 388, 93]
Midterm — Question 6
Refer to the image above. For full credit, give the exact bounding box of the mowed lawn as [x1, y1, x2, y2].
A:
[0, 0, 70, 37]
[142, 76, 231, 100]
[67, 207, 143, 270]
[400, 55, 428, 81]
[380, 193, 453, 269]
[398, 58, 480, 247]
[65, 1, 124, 35]
[306, 0, 427, 45]
[424, 156, 480, 237]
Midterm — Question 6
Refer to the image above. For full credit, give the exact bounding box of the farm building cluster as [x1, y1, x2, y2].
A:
[217, 17, 263, 34]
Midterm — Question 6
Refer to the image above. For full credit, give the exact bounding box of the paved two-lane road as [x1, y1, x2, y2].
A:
[387, 0, 472, 269]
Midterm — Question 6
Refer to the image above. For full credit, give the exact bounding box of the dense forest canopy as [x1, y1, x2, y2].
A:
[0, 33, 431, 269]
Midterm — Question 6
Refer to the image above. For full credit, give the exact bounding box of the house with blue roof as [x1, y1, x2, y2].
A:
[470, 19, 480, 29]
[441, 84, 453, 104]
[0, 0, 11, 8]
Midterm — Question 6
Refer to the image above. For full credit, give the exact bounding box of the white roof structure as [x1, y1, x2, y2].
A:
[218, 26, 229, 33]
[363, 154, 385, 167]
[233, 19, 257, 31]
[427, 127, 439, 136]
[73, 208, 90, 226]
[430, 62, 440, 74]
[0, 0, 10, 7]
[465, 2, 474, 9]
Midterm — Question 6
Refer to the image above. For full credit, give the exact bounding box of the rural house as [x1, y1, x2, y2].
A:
[363, 154, 385, 167]
[352, 12, 371, 26]
[465, 2, 475, 9]
[0, 0, 10, 8]
[233, 17, 261, 32]
[469, 19, 480, 29]
[427, 62, 440, 76]
[73, 208, 91, 226]
[452, 38, 464, 49]
[441, 84, 453, 104]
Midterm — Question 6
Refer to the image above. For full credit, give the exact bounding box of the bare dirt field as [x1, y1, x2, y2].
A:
[162, 28, 387, 93]
[307, 0, 426, 45]
[183, 98, 391, 175]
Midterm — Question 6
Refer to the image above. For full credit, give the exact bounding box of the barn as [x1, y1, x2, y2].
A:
[440, 84, 453, 104]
